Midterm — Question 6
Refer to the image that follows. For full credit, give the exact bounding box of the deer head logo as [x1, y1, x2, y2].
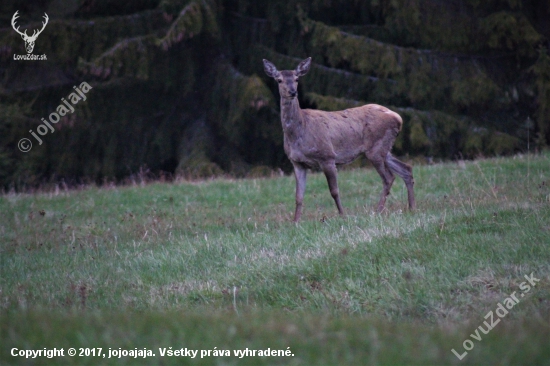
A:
[11, 11, 49, 54]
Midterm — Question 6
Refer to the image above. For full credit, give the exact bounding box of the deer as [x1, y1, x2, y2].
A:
[11, 11, 49, 54]
[263, 57, 415, 222]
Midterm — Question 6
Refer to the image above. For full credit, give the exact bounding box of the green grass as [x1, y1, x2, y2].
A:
[1, 153, 550, 365]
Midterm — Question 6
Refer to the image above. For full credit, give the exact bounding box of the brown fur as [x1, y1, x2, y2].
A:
[264, 57, 415, 221]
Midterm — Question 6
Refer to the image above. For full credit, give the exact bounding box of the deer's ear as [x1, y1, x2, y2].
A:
[295, 57, 311, 77]
[263, 59, 280, 78]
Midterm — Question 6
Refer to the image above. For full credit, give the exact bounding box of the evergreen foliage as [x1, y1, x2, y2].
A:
[0, 0, 548, 188]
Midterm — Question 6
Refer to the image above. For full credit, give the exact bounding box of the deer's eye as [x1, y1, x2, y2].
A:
[277, 79, 282, 83]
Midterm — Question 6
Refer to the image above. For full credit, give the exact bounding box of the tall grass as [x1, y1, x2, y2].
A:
[1, 153, 549, 364]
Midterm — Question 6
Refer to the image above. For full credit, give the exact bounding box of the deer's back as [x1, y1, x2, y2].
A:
[295, 104, 401, 165]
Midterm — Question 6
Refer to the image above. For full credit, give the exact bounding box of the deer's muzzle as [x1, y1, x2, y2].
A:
[25, 42, 35, 54]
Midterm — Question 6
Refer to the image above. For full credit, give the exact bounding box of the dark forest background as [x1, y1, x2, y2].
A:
[1, 0, 549, 189]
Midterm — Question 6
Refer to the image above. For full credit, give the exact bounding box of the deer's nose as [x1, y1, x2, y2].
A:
[289, 90, 297, 98]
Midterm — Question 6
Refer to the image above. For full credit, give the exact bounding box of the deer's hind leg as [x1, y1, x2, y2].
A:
[320, 160, 345, 216]
[385, 153, 415, 211]
[367, 153, 395, 213]
[293, 163, 308, 222]
[365, 131, 396, 213]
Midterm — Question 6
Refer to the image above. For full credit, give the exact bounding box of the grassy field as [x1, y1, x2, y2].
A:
[1, 153, 550, 365]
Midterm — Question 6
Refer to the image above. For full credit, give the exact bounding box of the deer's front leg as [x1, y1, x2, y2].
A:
[321, 161, 345, 216]
[293, 163, 307, 222]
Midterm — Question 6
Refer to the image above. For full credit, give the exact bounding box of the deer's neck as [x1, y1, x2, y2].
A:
[280, 98, 304, 136]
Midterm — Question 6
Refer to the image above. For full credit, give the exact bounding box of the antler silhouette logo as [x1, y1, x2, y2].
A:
[11, 11, 49, 54]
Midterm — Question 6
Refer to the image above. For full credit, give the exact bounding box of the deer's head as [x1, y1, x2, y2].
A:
[11, 11, 49, 54]
[263, 58, 311, 100]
